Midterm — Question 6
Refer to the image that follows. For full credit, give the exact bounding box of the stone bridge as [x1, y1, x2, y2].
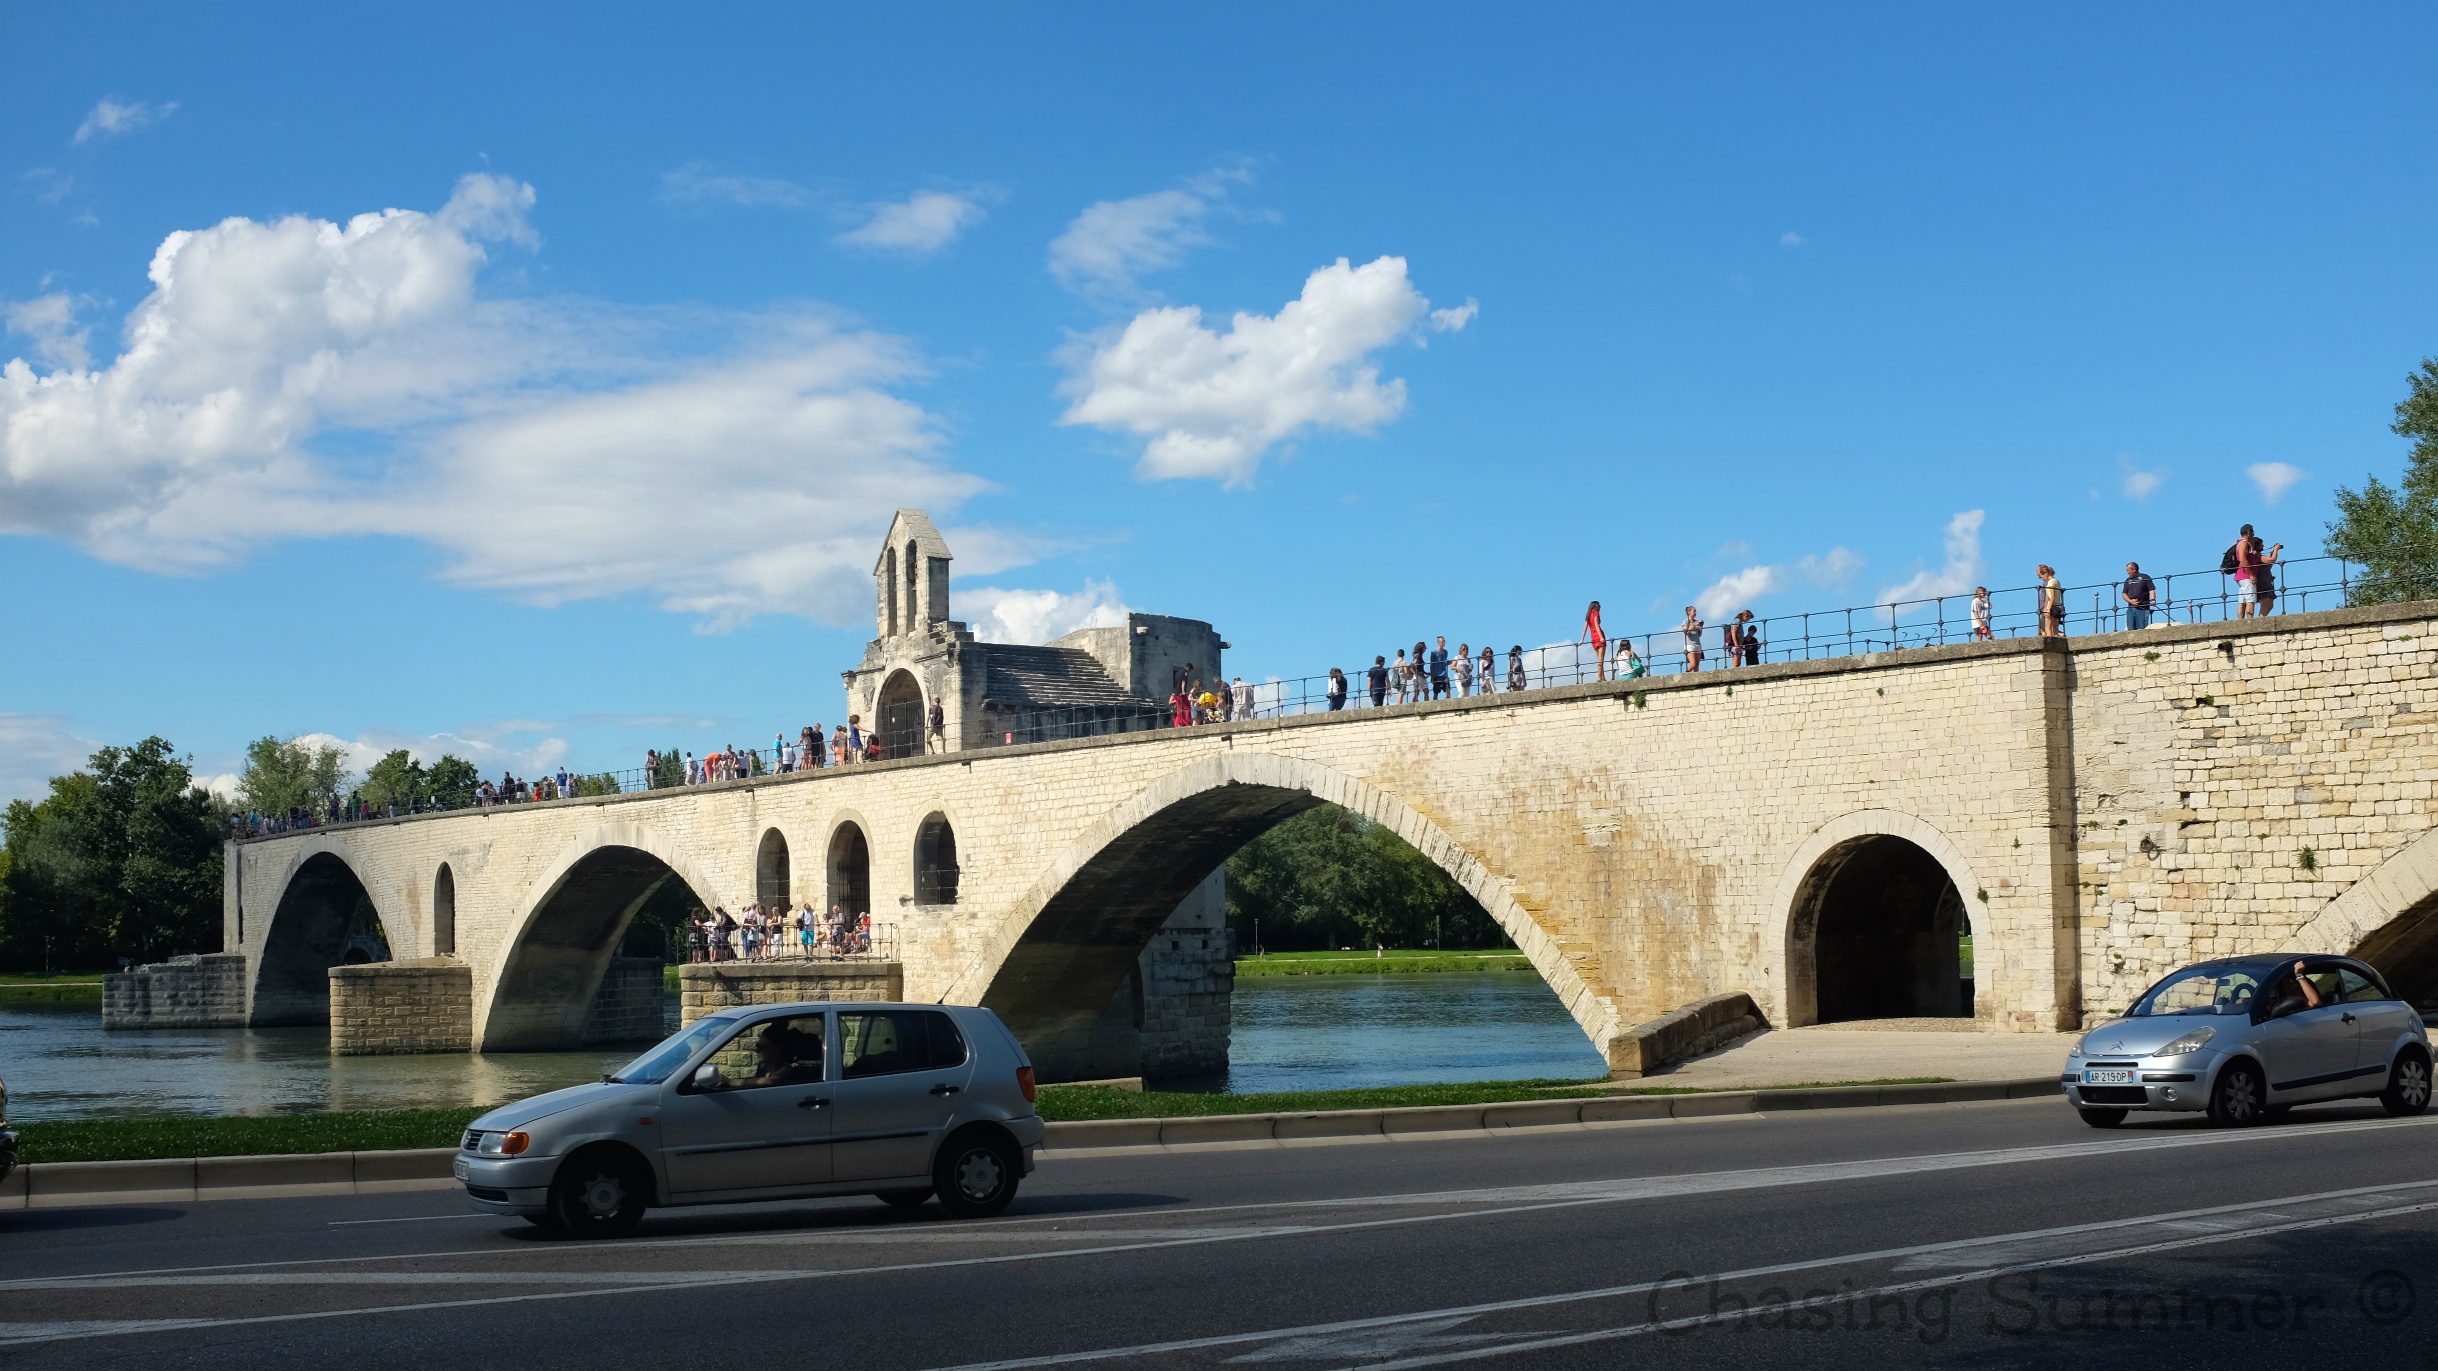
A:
[213, 601, 2438, 1081]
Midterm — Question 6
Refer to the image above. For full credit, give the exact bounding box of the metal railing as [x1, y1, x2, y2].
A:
[670, 918, 898, 964]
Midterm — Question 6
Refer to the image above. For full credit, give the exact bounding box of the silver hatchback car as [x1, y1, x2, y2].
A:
[457, 1001, 1046, 1236]
[2064, 953, 2432, 1128]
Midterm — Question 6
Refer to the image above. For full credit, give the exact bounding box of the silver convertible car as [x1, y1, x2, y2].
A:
[456, 1001, 1046, 1236]
[2064, 953, 2432, 1128]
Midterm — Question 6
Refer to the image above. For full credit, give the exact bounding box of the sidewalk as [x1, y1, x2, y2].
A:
[1636, 1020, 2078, 1091]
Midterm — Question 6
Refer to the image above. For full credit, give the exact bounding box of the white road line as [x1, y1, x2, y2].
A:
[328, 1213, 502, 1227]
[919, 1179, 2438, 1370]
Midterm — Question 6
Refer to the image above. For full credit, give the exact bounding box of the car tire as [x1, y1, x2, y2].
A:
[877, 1188, 933, 1211]
[2076, 1106, 2126, 1129]
[547, 1148, 649, 1238]
[932, 1130, 1020, 1220]
[2381, 1049, 2432, 1117]
[2207, 1060, 2266, 1127]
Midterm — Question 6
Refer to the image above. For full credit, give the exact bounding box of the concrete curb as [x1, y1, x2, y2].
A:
[0, 1079, 2063, 1208]
[1035, 1077, 2062, 1154]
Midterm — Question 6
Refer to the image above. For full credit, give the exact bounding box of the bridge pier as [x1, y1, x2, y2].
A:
[1036, 870, 1234, 1086]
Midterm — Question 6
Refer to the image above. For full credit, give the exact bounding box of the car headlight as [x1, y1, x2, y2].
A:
[476, 1130, 531, 1156]
[2154, 1028, 2215, 1057]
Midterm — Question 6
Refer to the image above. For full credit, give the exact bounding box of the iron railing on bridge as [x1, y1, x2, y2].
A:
[670, 918, 897, 965]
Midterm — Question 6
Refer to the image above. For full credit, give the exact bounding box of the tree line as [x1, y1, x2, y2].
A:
[1224, 806, 1510, 952]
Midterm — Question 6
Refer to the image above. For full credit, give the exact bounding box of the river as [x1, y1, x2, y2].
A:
[0, 970, 1605, 1120]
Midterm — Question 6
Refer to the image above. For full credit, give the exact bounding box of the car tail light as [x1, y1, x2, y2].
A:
[500, 1131, 530, 1156]
[1015, 1066, 1037, 1103]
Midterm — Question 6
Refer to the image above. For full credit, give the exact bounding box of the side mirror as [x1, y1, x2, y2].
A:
[691, 1063, 722, 1093]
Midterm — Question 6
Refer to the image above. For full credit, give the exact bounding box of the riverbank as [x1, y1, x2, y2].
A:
[0, 973, 106, 1001]
[1235, 950, 1532, 976]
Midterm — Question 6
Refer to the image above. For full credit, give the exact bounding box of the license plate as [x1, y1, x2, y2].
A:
[452, 1157, 470, 1181]
[2084, 1069, 2135, 1086]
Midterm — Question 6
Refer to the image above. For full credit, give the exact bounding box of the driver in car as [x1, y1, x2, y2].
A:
[738, 1024, 824, 1088]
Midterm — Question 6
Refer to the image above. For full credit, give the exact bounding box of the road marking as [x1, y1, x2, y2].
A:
[328, 1213, 502, 1227]
[919, 1179, 2438, 1370]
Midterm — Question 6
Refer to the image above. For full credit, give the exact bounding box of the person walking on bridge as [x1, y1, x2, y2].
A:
[1479, 643, 1497, 695]
[2120, 562, 2157, 630]
[2036, 565, 2065, 636]
[1326, 667, 1348, 711]
[1430, 637, 1452, 699]
[1681, 607, 1705, 672]
[1583, 601, 1607, 681]
[1507, 644, 1526, 692]
[1367, 655, 1390, 707]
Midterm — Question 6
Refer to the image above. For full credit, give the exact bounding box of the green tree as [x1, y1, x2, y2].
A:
[0, 737, 224, 968]
[2329, 358, 2438, 605]
[237, 736, 351, 817]
[654, 746, 686, 790]
[1224, 805, 1507, 951]
[426, 755, 479, 809]
[359, 749, 426, 811]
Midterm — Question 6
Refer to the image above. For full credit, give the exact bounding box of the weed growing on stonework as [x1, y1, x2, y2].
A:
[2298, 847, 2318, 873]
[2144, 651, 2160, 661]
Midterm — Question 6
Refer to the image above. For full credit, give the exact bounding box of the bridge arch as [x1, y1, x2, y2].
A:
[2287, 824, 2438, 1009]
[756, 828, 792, 908]
[827, 816, 873, 916]
[950, 751, 1619, 1077]
[1769, 809, 1985, 1028]
[478, 820, 719, 1051]
[433, 863, 457, 957]
[876, 669, 925, 760]
[252, 844, 399, 1026]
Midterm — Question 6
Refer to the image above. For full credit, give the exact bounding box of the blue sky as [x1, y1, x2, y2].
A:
[5, 5, 2436, 800]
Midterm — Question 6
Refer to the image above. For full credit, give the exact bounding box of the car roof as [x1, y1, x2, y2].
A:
[705, 1001, 974, 1018]
[2172, 953, 2369, 974]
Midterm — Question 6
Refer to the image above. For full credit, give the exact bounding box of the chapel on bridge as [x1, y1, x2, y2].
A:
[842, 509, 1224, 756]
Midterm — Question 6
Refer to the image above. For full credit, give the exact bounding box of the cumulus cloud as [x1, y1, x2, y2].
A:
[0, 173, 995, 628]
[292, 725, 570, 781]
[75, 98, 176, 144]
[1878, 509, 1987, 606]
[2121, 466, 2165, 501]
[1692, 547, 1862, 618]
[1780, 231, 1806, 248]
[2249, 461, 2306, 505]
[1429, 299, 1479, 334]
[0, 714, 99, 805]
[1058, 255, 1460, 485]
[836, 190, 989, 256]
[4, 294, 92, 371]
[959, 579, 1129, 644]
[659, 162, 810, 208]
[1048, 164, 1255, 299]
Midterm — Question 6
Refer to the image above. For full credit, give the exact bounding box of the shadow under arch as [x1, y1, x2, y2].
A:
[876, 669, 924, 760]
[953, 752, 1617, 1080]
[480, 823, 718, 1051]
[2287, 824, 2438, 1009]
[252, 849, 394, 1026]
[1769, 809, 1987, 1029]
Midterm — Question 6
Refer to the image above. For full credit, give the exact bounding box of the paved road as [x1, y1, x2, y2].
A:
[5, 1098, 2436, 1368]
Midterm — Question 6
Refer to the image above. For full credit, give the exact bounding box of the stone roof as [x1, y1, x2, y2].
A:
[980, 645, 1149, 711]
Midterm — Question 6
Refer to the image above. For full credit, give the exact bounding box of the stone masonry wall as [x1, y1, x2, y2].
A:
[678, 961, 904, 1026]
[330, 958, 472, 1055]
[581, 957, 668, 1044]
[104, 953, 248, 1029]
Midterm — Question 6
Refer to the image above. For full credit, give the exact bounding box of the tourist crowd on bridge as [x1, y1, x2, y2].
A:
[684, 903, 876, 963]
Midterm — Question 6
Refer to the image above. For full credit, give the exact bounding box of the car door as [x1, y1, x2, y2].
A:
[656, 1013, 833, 1197]
[2255, 965, 2357, 1100]
[2340, 966, 2415, 1088]
[829, 1009, 976, 1184]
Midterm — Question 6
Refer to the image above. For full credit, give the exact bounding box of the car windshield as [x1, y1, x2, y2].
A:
[608, 1018, 734, 1084]
[2129, 965, 2267, 1017]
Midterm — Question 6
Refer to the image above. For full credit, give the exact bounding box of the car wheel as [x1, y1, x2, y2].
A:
[932, 1130, 1019, 1219]
[548, 1149, 648, 1238]
[2076, 1106, 2126, 1129]
[2207, 1061, 2266, 1127]
[877, 1188, 933, 1211]
[2381, 1049, 2432, 1117]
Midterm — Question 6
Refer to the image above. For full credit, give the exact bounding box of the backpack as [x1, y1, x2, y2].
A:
[2219, 543, 2240, 575]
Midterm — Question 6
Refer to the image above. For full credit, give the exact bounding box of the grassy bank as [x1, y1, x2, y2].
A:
[1236, 950, 1534, 976]
[0, 972, 107, 1002]
[16, 1108, 486, 1165]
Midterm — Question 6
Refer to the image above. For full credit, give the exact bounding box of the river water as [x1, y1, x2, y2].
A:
[0, 971, 1605, 1121]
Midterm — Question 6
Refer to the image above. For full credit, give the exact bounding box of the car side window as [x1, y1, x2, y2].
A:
[2336, 969, 2382, 1003]
[690, 1014, 826, 1093]
[840, 1010, 968, 1078]
[2300, 967, 2344, 1006]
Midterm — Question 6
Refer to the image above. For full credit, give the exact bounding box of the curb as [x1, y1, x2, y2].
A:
[1035, 1077, 2061, 1154]
[0, 1078, 2063, 1208]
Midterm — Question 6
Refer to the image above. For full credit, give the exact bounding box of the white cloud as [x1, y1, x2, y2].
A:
[1048, 164, 1255, 299]
[0, 173, 999, 628]
[24, 169, 74, 205]
[836, 190, 988, 257]
[1878, 509, 1987, 606]
[2121, 467, 2165, 502]
[659, 162, 810, 208]
[0, 714, 97, 805]
[959, 580, 1130, 644]
[292, 726, 569, 782]
[1691, 546, 1861, 619]
[1428, 299, 1479, 334]
[2249, 461, 2307, 506]
[1058, 255, 1457, 485]
[75, 98, 176, 144]
[4, 294, 91, 371]
[1780, 231, 1806, 248]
